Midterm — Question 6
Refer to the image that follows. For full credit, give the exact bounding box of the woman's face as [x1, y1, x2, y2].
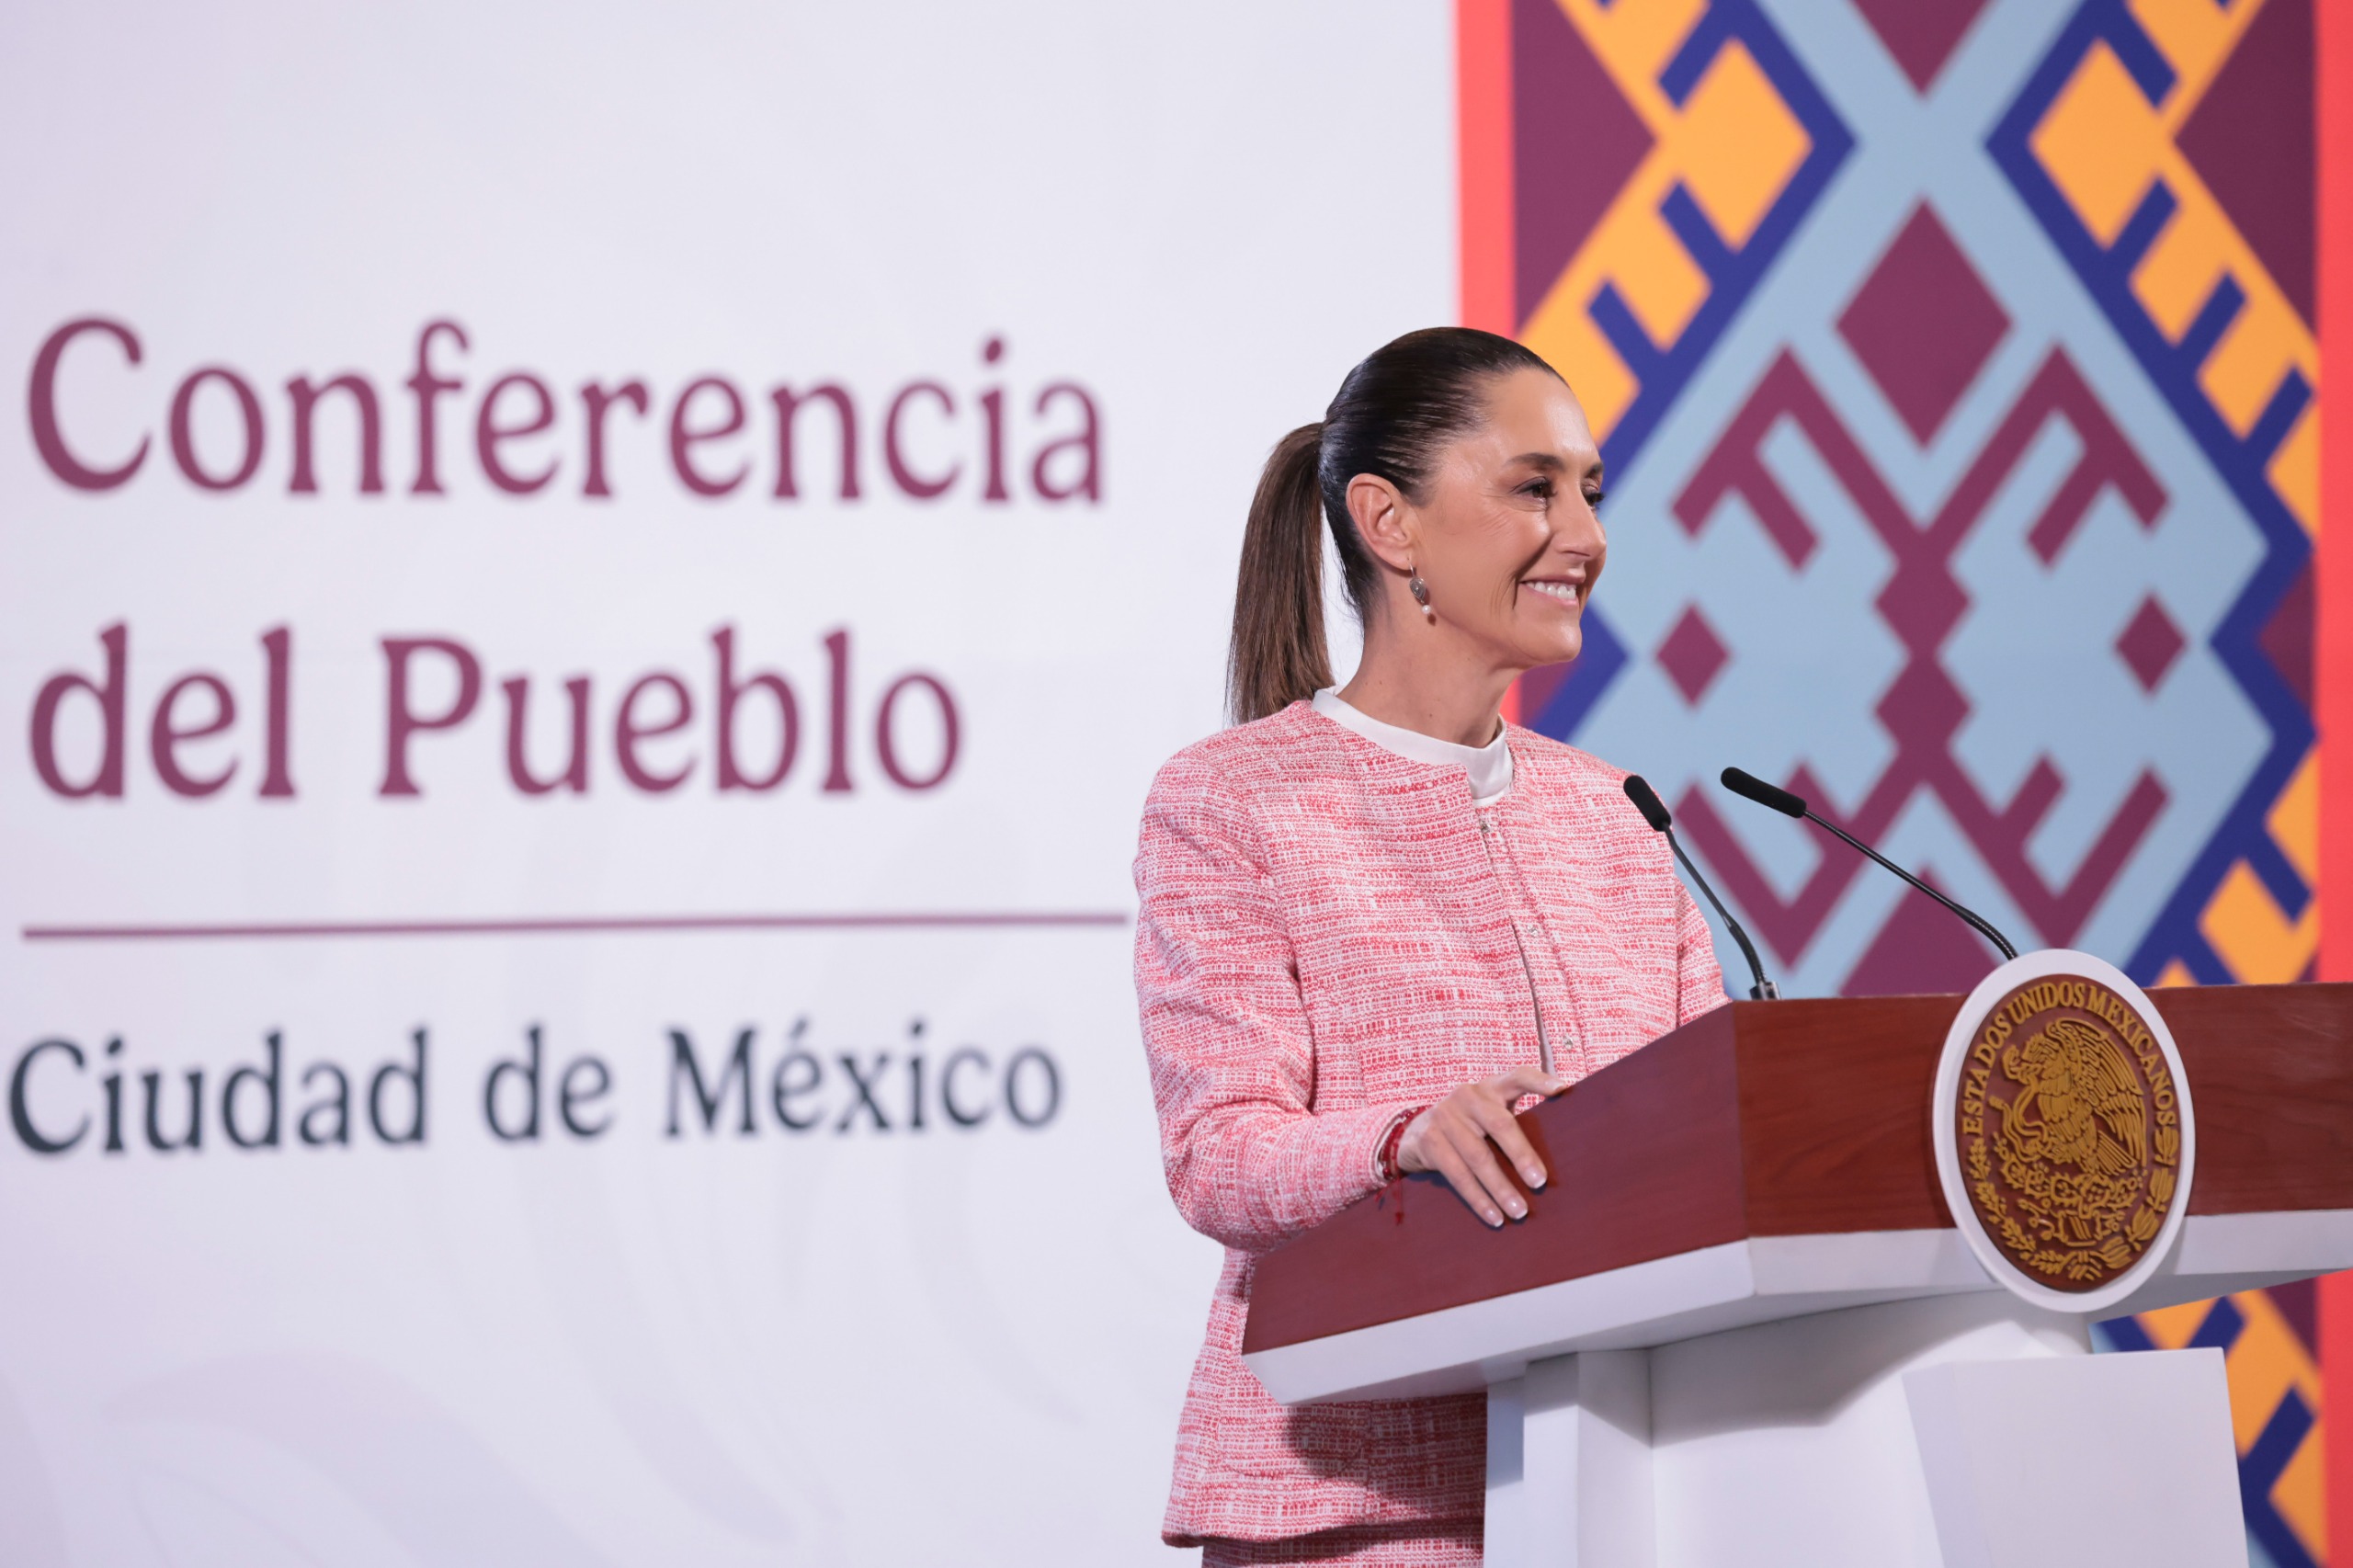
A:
[1404, 368, 1607, 672]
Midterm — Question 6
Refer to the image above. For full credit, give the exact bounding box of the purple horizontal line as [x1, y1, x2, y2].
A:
[22, 911, 1131, 942]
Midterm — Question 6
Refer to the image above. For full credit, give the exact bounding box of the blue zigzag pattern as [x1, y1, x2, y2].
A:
[1527, 0, 1851, 740]
[2096, 1297, 2318, 1568]
[1986, 0, 2314, 984]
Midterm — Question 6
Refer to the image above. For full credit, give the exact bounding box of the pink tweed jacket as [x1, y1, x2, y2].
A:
[1133, 701, 1726, 1544]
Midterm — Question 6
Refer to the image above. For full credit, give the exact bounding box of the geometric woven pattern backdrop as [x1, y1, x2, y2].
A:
[1461, 0, 2319, 1561]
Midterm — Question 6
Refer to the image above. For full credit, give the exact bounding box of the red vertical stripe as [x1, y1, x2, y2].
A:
[2321, 0, 2353, 972]
[2321, 0, 2353, 1551]
[2331, 1271, 2353, 1568]
[1457, 0, 1514, 337]
[1459, 0, 1518, 720]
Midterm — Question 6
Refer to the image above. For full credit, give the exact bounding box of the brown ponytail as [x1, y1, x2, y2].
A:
[1223, 327, 1562, 724]
[1228, 423, 1329, 723]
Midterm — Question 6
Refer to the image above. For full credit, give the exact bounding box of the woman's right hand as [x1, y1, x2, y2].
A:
[1393, 1065, 1568, 1227]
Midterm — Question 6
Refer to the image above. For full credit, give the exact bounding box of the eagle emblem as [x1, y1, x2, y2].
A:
[2001, 1018, 2145, 1181]
[1953, 975, 2181, 1289]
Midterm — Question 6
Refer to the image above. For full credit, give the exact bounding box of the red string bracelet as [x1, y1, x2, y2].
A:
[1377, 1108, 1423, 1184]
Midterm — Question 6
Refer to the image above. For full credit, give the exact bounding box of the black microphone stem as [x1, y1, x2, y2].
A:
[1663, 827, 1779, 999]
[1802, 811, 2018, 961]
[1623, 774, 1779, 1001]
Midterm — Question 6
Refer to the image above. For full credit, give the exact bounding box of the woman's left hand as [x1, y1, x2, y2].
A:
[1393, 1064, 1568, 1227]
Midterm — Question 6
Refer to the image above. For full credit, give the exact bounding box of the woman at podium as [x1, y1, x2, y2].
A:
[1132, 328, 1727, 1563]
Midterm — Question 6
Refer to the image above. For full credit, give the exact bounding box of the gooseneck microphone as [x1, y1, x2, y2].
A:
[1717, 767, 2018, 961]
[1623, 775, 1779, 1000]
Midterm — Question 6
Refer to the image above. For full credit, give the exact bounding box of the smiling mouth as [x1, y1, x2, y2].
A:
[1522, 580, 1581, 607]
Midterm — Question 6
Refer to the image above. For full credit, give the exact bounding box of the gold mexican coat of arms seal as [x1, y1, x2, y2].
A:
[1952, 972, 2183, 1290]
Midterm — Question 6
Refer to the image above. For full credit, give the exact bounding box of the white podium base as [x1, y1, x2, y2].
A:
[1483, 1293, 2247, 1568]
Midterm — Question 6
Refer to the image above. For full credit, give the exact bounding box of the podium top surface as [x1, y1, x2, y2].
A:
[1243, 983, 2353, 1365]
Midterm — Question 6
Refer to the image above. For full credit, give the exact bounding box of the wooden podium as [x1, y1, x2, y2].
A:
[1243, 984, 2353, 1568]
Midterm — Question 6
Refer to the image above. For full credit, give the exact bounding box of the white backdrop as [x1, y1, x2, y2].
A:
[0, 4, 1453, 1562]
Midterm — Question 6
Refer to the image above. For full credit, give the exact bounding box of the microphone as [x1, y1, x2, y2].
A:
[1623, 775, 1779, 1000]
[1717, 767, 2018, 961]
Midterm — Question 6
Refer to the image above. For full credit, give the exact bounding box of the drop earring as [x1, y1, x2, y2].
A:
[1408, 568, 1435, 623]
